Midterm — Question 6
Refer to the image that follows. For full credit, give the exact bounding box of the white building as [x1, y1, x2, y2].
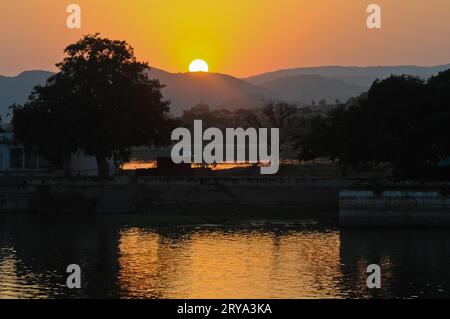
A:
[0, 132, 114, 177]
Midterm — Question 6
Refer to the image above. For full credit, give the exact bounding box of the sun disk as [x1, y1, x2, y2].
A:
[189, 59, 209, 73]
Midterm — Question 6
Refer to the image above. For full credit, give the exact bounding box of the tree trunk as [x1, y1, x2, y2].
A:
[96, 154, 109, 179]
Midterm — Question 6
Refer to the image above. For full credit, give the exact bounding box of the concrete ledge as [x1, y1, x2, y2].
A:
[0, 177, 349, 214]
[340, 190, 450, 227]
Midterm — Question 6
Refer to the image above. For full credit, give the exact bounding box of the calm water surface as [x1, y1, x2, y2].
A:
[1, 214, 450, 299]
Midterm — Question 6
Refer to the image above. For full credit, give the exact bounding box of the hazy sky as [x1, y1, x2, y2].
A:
[1, 0, 449, 77]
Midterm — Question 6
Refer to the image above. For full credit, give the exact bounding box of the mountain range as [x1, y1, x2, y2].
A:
[1, 64, 449, 122]
[245, 65, 450, 87]
[0, 71, 54, 122]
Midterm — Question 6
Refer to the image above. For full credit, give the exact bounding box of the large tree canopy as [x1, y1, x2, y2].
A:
[12, 34, 175, 178]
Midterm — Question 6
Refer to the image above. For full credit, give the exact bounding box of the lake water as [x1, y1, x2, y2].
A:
[1, 214, 449, 299]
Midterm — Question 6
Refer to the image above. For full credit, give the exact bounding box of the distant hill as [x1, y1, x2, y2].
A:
[0, 68, 272, 122]
[147, 68, 273, 115]
[2, 64, 449, 123]
[259, 74, 367, 104]
[0, 70, 54, 122]
[245, 64, 450, 87]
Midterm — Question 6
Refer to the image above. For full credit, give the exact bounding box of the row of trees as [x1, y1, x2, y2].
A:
[296, 70, 450, 179]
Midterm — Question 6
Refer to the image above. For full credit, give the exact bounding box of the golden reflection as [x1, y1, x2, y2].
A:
[121, 160, 254, 171]
[118, 228, 344, 298]
[0, 248, 49, 299]
[121, 161, 157, 170]
[121, 160, 304, 171]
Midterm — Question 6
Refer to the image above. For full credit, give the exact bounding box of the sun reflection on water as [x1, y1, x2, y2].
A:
[118, 227, 344, 298]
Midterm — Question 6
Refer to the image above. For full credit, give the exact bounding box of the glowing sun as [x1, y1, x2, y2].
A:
[189, 59, 209, 72]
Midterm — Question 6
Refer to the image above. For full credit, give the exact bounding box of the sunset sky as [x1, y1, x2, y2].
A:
[1, 0, 449, 77]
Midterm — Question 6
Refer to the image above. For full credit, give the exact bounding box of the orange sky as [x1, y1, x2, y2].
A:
[0, 0, 449, 77]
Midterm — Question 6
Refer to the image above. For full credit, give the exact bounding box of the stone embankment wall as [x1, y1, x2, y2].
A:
[340, 190, 450, 226]
[0, 177, 347, 214]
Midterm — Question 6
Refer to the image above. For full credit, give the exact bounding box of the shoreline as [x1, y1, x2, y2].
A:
[2, 177, 450, 227]
[0, 176, 347, 216]
[0, 203, 338, 226]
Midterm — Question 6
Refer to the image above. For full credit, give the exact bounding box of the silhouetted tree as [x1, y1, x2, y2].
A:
[427, 69, 450, 163]
[12, 34, 174, 178]
[363, 75, 438, 176]
[232, 108, 262, 128]
[295, 71, 450, 179]
[262, 101, 298, 128]
[295, 103, 370, 176]
[260, 101, 299, 153]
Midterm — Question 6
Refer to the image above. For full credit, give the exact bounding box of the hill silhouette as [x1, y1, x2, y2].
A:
[0, 70, 54, 121]
[1, 64, 449, 122]
[259, 74, 366, 104]
[246, 64, 450, 87]
[146, 68, 273, 115]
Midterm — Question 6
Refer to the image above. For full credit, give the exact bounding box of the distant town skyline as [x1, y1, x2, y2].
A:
[1, 0, 450, 77]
